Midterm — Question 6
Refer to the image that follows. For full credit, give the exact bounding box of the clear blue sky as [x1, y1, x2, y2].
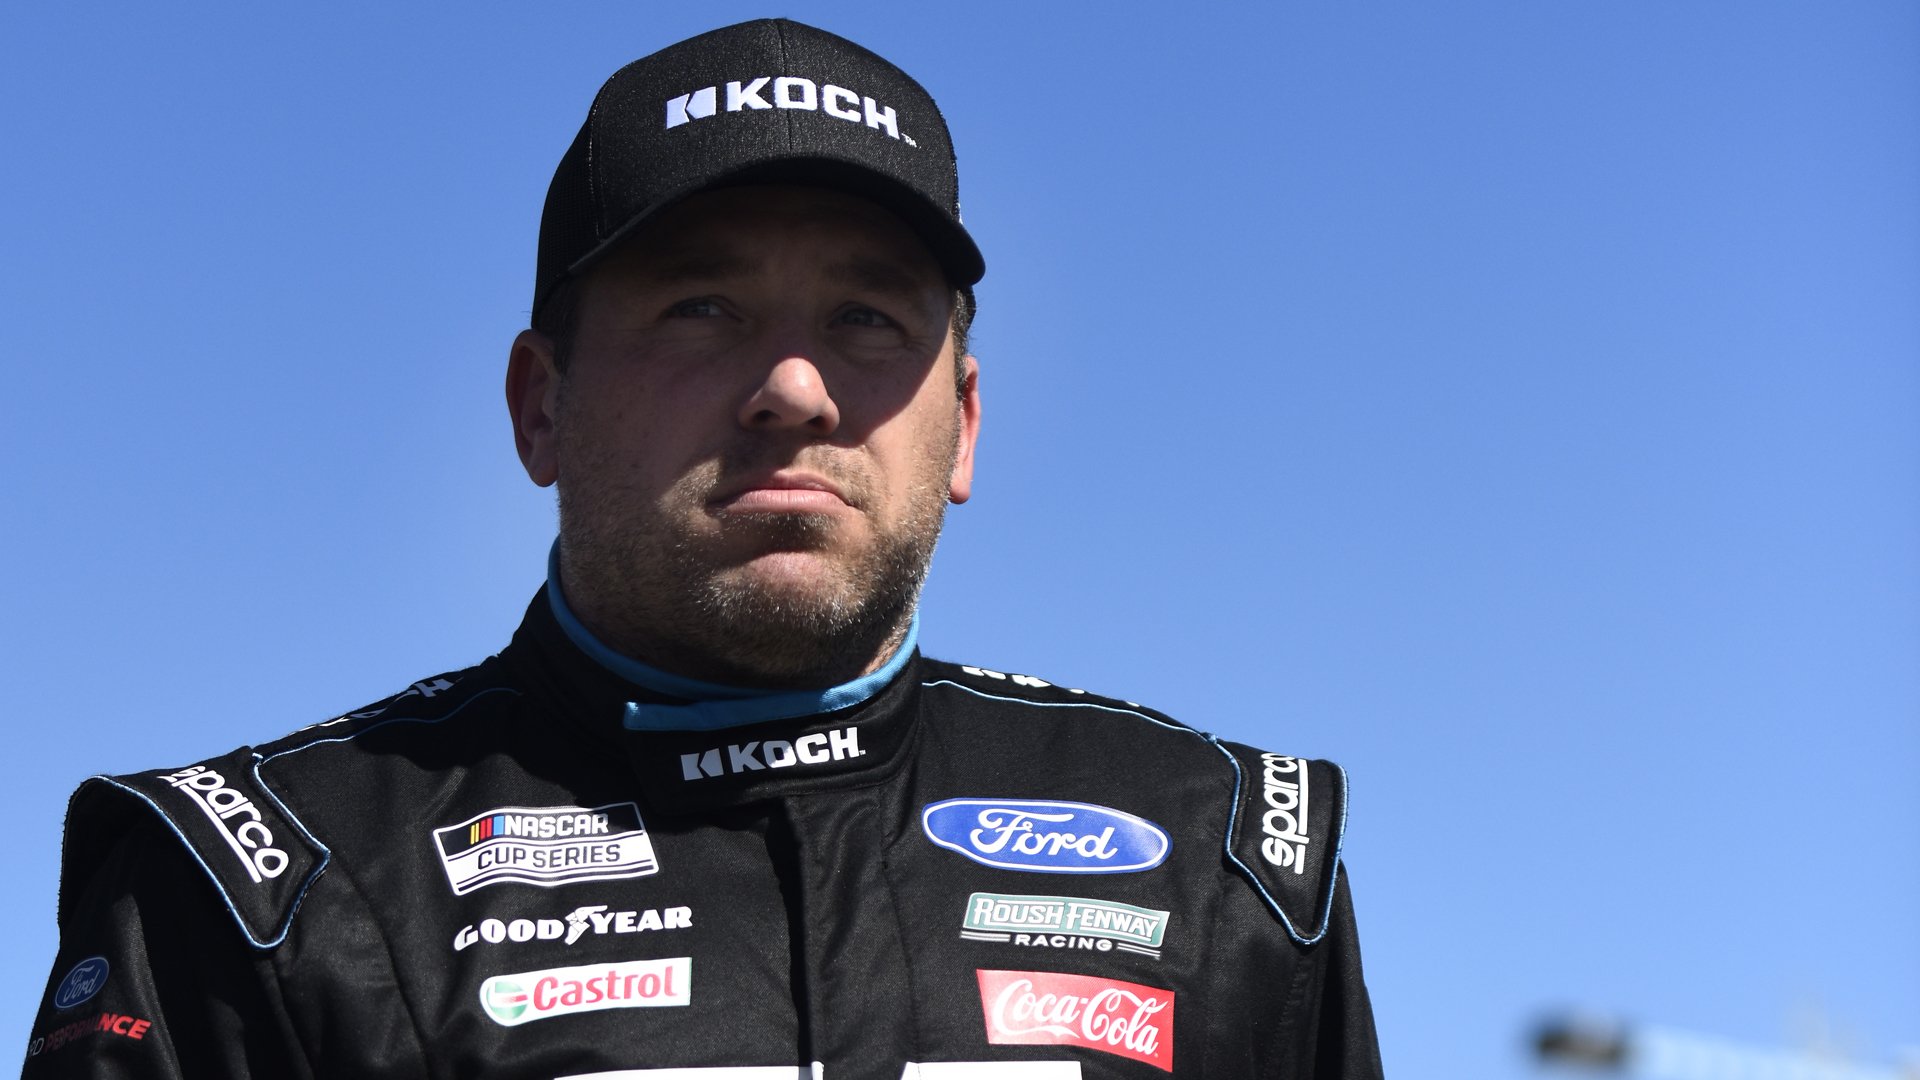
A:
[4, 2, 1915, 1075]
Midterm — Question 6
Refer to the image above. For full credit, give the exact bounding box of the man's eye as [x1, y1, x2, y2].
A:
[668, 298, 724, 318]
[836, 306, 897, 329]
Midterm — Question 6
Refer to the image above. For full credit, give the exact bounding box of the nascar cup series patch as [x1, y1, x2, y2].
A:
[432, 803, 658, 895]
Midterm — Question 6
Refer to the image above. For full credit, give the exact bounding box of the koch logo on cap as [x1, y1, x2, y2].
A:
[534, 19, 984, 321]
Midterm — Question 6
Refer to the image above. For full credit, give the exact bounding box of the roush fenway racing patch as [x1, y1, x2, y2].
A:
[976, 968, 1174, 1072]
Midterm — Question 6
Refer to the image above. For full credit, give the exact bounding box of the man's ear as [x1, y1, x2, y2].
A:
[949, 353, 981, 504]
[507, 329, 561, 488]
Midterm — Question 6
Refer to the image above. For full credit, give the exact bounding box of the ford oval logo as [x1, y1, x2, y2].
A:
[921, 798, 1171, 874]
[53, 956, 109, 1010]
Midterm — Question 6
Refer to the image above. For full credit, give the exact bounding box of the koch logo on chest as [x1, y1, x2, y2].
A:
[679, 725, 864, 782]
[922, 799, 1171, 874]
[432, 803, 658, 895]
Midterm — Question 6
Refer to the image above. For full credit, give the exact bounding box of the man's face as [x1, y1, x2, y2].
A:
[508, 185, 980, 687]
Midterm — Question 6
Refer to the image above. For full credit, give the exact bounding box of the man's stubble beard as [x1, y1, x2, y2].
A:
[555, 431, 956, 689]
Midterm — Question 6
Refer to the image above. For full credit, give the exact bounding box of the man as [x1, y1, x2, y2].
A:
[25, 19, 1381, 1080]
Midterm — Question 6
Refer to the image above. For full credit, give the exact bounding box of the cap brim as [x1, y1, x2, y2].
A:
[558, 156, 985, 301]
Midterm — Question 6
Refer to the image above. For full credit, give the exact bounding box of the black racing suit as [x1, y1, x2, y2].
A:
[24, 583, 1383, 1079]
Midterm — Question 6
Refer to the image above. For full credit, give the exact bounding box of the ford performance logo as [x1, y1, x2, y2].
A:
[922, 799, 1171, 874]
[53, 956, 109, 1010]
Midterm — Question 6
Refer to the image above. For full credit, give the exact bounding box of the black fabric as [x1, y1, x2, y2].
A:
[534, 19, 984, 323]
[25, 592, 1383, 1079]
[65, 750, 326, 950]
[1221, 744, 1348, 945]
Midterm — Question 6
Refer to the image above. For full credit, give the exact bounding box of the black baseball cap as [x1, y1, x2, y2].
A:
[533, 18, 984, 323]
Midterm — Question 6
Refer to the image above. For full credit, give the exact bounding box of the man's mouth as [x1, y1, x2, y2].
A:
[709, 471, 853, 515]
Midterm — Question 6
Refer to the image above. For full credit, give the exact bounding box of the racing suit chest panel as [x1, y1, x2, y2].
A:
[121, 609, 1368, 1078]
[867, 673, 1308, 1077]
[778, 791, 919, 1080]
[34, 593, 1379, 1078]
[257, 687, 809, 1077]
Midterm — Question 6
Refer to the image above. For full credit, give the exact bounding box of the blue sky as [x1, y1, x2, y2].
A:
[4, 2, 1915, 1075]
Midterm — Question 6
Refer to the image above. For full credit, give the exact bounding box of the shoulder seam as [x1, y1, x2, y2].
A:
[260, 686, 522, 765]
[81, 771, 327, 950]
[1213, 746, 1348, 945]
[84, 686, 520, 950]
[919, 678, 1188, 730]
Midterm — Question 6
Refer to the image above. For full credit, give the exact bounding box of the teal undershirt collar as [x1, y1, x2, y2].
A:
[545, 541, 918, 733]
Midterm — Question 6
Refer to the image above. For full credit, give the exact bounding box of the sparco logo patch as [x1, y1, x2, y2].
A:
[664, 77, 916, 146]
[679, 726, 864, 782]
[960, 893, 1169, 959]
[922, 799, 1171, 874]
[1257, 754, 1311, 873]
[163, 765, 289, 882]
[454, 904, 692, 951]
[433, 803, 658, 895]
[479, 957, 689, 1026]
[52, 958, 109, 1011]
[976, 969, 1175, 1072]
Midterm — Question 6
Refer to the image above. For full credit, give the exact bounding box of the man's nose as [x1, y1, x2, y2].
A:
[738, 354, 841, 435]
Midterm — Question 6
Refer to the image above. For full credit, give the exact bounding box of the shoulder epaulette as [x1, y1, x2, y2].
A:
[65, 746, 328, 950]
[1215, 741, 1348, 946]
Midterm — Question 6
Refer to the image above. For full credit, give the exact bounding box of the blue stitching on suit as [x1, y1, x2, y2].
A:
[85, 775, 319, 950]
[97, 686, 521, 950]
[1204, 734, 1348, 945]
[258, 686, 521, 764]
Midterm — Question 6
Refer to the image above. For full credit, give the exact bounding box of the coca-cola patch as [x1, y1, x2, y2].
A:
[976, 968, 1175, 1072]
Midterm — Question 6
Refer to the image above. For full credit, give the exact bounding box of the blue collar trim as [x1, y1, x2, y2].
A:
[545, 541, 917, 732]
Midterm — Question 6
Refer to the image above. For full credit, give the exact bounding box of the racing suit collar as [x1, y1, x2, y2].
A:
[543, 539, 919, 732]
[508, 552, 924, 816]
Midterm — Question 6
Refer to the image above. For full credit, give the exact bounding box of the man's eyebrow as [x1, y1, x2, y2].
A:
[825, 256, 937, 297]
[628, 251, 935, 296]
[633, 253, 754, 286]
